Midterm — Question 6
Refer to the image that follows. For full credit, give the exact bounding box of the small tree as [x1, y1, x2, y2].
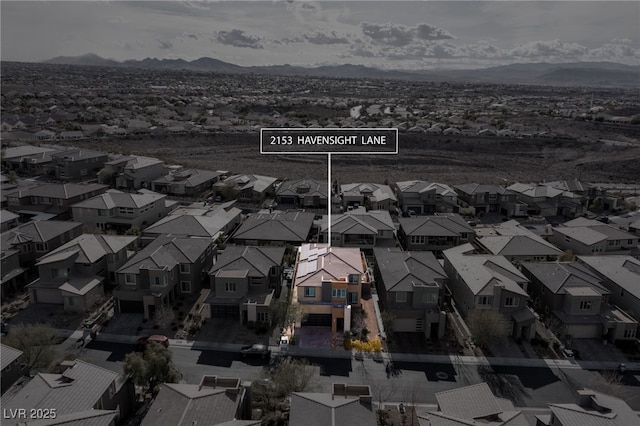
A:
[262, 357, 318, 398]
[123, 343, 181, 395]
[467, 309, 507, 349]
[7, 170, 18, 184]
[97, 166, 115, 186]
[154, 305, 175, 330]
[3, 323, 60, 371]
[381, 311, 396, 341]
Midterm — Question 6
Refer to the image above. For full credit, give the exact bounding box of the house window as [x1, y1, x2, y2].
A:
[478, 296, 492, 306]
[348, 274, 359, 284]
[56, 199, 64, 206]
[153, 276, 167, 286]
[225, 282, 236, 292]
[35, 243, 48, 252]
[304, 287, 315, 297]
[409, 235, 426, 245]
[180, 264, 190, 274]
[624, 329, 636, 339]
[257, 312, 269, 322]
[125, 274, 136, 285]
[395, 292, 407, 303]
[180, 281, 191, 293]
[504, 297, 519, 307]
[628, 239, 634, 245]
[98, 209, 110, 217]
[348, 292, 358, 304]
[331, 288, 346, 298]
[423, 293, 438, 304]
[460, 233, 468, 240]
[579, 300, 592, 310]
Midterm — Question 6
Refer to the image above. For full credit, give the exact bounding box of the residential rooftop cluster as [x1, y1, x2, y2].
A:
[1, 136, 639, 424]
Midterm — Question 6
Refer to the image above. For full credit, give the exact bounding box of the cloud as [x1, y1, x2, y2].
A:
[415, 24, 454, 41]
[157, 39, 173, 50]
[303, 31, 349, 45]
[216, 29, 264, 49]
[361, 22, 454, 47]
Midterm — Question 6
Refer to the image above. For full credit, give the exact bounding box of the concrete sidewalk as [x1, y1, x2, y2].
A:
[89, 331, 640, 371]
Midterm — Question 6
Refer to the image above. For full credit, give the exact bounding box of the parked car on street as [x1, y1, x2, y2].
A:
[240, 343, 271, 359]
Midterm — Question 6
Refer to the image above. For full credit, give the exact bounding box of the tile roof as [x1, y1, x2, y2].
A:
[153, 168, 222, 188]
[548, 390, 638, 426]
[340, 183, 397, 202]
[435, 383, 503, 420]
[373, 247, 446, 292]
[2, 360, 120, 423]
[27, 183, 109, 199]
[71, 190, 165, 209]
[232, 211, 315, 243]
[295, 244, 365, 287]
[520, 262, 609, 295]
[36, 234, 137, 265]
[222, 174, 277, 193]
[277, 179, 328, 198]
[289, 392, 376, 426]
[1, 221, 82, 249]
[141, 381, 254, 426]
[118, 235, 212, 274]
[577, 256, 640, 298]
[396, 180, 457, 197]
[443, 244, 529, 297]
[399, 214, 473, 237]
[210, 245, 285, 277]
[477, 235, 561, 257]
[145, 208, 240, 238]
[1, 343, 23, 370]
[24, 410, 118, 426]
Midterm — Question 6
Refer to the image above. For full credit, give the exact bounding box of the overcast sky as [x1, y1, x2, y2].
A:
[1, 1, 638, 69]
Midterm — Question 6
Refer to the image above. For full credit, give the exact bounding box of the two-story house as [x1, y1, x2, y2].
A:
[293, 244, 369, 333]
[27, 234, 137, 312]
[321, 209, 396, 248]
[373, 248, 447, 338]
[141, 376, 254, 426]
[577, 255, 640, 324]
[521, 261, 637, 343]
[213, 174, 277, 203]
[442, 243, 536, 341]
[5, 183, 109, 221]
[113, 235, 216, 319]
[143, 202, 242, 243]
[290, 384, 376, 426]
[2, 145, 59, 177]
[104, 155, 166, 189]
[203, 245, 285, 323]
[151, 168, 223, 197]
[71, 189, 168, 233]
[507, 182, 585, 218]
[1, 220, 84, 280]
[231, 210, 316, 246]
[340, 183, 398, 211]
[398, 213, 475, 255]
[453, 183, 526, 217]
[276, 179, 328, 208]
[1, 359, 135, 426]
[49, 148, 108, 181]
[550, 218, 639, 255]
[473, 220, 562, 264]
[394, 180, 458, 215]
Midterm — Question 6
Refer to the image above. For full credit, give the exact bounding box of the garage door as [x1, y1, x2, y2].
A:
[302, 314, 331, 326]
[210, 304, 240, 319]
[118, 300, 144, 313]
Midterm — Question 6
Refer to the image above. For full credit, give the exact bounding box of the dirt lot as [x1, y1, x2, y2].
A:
[75, 132, 640, 185]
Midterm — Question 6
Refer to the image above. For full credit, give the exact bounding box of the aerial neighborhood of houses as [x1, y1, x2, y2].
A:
[1, 63, 640, 426]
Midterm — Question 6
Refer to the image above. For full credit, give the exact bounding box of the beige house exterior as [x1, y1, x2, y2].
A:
[293, 244, 369, 333]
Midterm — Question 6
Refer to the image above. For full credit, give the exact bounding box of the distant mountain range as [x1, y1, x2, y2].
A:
[40, 53, 639, 87]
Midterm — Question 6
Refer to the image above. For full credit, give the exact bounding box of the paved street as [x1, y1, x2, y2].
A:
[68, 331, 640, 410]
